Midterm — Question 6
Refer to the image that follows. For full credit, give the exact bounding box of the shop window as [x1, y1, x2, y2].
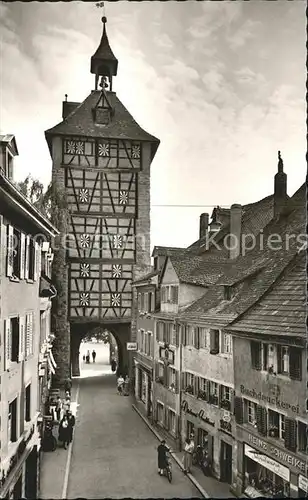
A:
[8, 398, 17, 442]
[268, 409, 284, 439]
[141, 372, 147, 404]
[209, 329, 220, 354]
[25, 384, 31, 422]
[298, 421, 308, 454]
[209, 381, 219, 406]
[245, 457, 290, 497]
[157, 402, 164, 424]
[244, 399, 257, 426]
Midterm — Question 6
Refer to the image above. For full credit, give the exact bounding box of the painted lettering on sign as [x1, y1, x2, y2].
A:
[240, 385, 299, 414]
[247, 433, 307, 474]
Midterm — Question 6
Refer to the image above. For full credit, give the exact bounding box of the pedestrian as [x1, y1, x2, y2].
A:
[183, 437, 194, 473]
[66, 410, 76, 443]
[111, 358, 117, 372]
[64, 377, 72, 395]
[86, 350, 90, 364]
[55, 396, 63, 422]
[58, 415, 70, 449]
[123, 375, 130, 396]
[117, 374, 124, 395]
[83, 354, 85, 362]
[92, 350, 96, 363]
[157, 440, 170, 475]
[63, 393, 71, 413]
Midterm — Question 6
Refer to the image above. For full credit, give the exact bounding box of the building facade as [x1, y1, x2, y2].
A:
[0, 136, 58, 499]
[229, 250, 307, 499]
[133, 271, 159, 417]
[44, 16, 159, 384]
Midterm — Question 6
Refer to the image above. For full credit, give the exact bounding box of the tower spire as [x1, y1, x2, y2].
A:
[91, 10, 118, 91]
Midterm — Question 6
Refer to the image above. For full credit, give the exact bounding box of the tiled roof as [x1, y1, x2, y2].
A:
[0, 134, 19, 155]
[187, 194, 274, 255]
[91, 24, 118, 66]
[169, 254, 231, 287]
[227, 251, 307, 337]
[179, 183, 306, 326]
[151, 246, 186, 257]
[45, 90, 160, 154]
[132, 269, 159, 285]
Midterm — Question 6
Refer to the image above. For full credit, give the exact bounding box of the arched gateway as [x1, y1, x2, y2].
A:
[45, 17, 159, 384]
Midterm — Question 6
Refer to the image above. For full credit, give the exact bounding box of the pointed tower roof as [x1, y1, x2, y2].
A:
[91, 16, 118, 77]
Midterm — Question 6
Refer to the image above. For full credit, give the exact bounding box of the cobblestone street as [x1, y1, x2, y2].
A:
[66, 342, 201, 498]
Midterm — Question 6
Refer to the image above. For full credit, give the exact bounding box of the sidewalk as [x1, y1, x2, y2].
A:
[39, 385, 78, 499]
[132, 403, 237, 499]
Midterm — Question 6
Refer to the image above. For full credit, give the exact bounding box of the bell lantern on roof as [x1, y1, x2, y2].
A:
[91, 16, 118, 91]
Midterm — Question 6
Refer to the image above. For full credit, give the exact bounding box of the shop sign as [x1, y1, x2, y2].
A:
[240, 385, 299, 414]
[245, 432, 307, 474]
[220, 419, 232, 434]
[127, 342, 137, 351]
[299, 475, 308, 493]
[181, 401, 215, 427]
[223, 410, 231, 423]
[245, 444, 290, 482]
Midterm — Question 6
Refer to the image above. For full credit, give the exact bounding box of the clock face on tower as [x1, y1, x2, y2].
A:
[63, 136, 139, 319]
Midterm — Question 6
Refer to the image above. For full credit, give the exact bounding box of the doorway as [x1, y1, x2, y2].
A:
[13, 475, 22, 499]
[220, 440, 232, 483]
[25, 447, 38, 498]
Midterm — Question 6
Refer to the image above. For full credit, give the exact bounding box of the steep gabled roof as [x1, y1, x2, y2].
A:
[187, 194, 275, 255]
[164, 254, 231, 287]
[45, 90, 160, 157]
[179, 183, 306, 326]
[227, 250, 307, 338]
[151, 246, 186, 257]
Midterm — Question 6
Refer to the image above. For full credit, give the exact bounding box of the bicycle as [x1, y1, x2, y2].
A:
[163, 456, 172, 483]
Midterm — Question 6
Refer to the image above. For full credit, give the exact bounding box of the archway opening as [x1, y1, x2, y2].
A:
[70, 323, 130, 380]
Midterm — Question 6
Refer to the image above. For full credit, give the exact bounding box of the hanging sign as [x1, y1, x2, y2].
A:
[127, 342, 137, 351]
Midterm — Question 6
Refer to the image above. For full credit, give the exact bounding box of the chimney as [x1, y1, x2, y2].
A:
[62, 99, 81, 120]
[229, 204, 242, 259]
[274, 151, 287, 218]
[199, 213, 209, 239]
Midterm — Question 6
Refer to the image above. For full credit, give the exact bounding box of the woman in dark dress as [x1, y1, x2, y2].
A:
[58, 415, 70, 449]
[157, 440, 169, 475]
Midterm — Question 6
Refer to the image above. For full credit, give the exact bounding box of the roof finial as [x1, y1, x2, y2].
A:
[65, 94, 68, 102]
[278, 150, 283, 172]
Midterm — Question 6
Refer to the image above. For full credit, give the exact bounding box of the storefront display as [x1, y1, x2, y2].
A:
[244, 444, 290, 498]
[298, 474, 308, 497]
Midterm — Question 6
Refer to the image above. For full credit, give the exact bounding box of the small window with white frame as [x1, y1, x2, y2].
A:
[222, 333, 232, 354]
[168, 367, 176, 391]
[158, 362, 164, 379]
[244, 399, 257, 426]
[277, 345, 289, 375]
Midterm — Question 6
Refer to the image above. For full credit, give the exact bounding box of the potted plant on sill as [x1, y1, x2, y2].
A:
[220, 399, 231, 411]
[197, 390, 207, 401]
[269, 426, 279, 438]
[209, 394, 218, 405]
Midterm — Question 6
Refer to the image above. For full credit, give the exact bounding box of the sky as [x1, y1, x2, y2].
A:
[0, 1, 306, 249]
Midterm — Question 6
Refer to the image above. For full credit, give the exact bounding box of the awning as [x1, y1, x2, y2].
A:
[49, 350, 57, 369]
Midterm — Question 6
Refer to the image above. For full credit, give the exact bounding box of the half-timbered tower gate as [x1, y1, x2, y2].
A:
[45, 16, 159, 383]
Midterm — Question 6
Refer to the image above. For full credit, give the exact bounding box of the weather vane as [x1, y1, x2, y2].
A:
[95, 1, 106, 17]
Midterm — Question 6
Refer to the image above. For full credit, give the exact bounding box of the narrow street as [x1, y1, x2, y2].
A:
[66, 341, 201, 498]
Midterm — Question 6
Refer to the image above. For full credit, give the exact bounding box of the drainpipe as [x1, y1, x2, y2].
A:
[178, 322, 183, 452]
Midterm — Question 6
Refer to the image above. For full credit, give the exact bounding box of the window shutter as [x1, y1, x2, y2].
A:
[165, 407, 169, 430]
[181, 371, 186, 390]
[250, 341, 261, 370]
[289, 347, 302, 380]
[156, 322, 160, 342]
[277, 345, 282, 374]
[5, 319, 11, 370]
[163, 364, 168, 387]
[195, 327, 200, 349]
[19, 316, 25, 361]
[175, 370, 179, 394]
[6, 225, 14, 277]
[183, 325, 187, 346]
[25, 314, 30, 358]
[174, 286, 178, 304]
[219, 385, 223, 407]
[205, 380, 210, 402]
[284, 418, 297, 452]
[19, 232, 26, 280]
[230, 389, 235, 413]
[194, 376, 199, 396]
[256, 406, 267, 436]
[175, 324, 180, 347]
[234, 396, 244, 424]
[25, 236, 30, 280]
